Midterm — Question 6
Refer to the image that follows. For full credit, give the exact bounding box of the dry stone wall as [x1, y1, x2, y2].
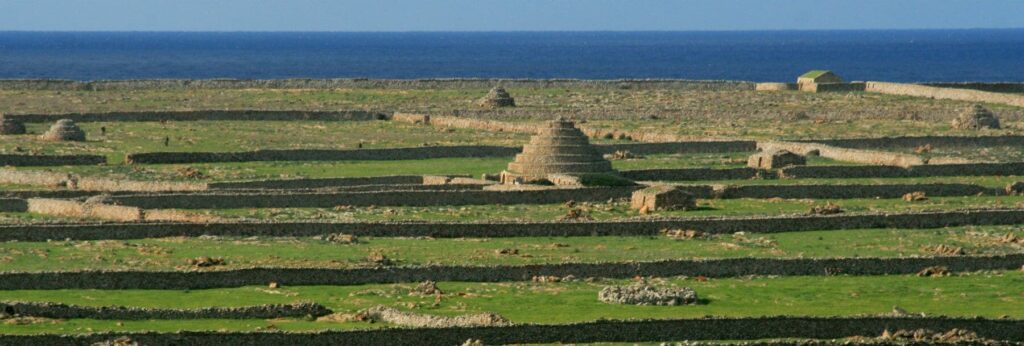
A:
[0, 301, 330, 320]
[715, 183, 998, 199]
[0, 78, 755, 91]
[0, 169, 206, 192]
[0, 154, 105, 166]
[2, 209, 1022, 241]
[922, 82, 1024, 93]
[622, 168, 760, 181]
[797, 135, 1024, 149]
[0, 316, 1020, 346]
[0, 254, 1020, 290]
[207, 176, 424, 189]
[106, 187, 641, 209]
[779, 162, 1024, 179]
[125, 146, 521, 164]
[758, 141, 931, 167]
[866, 82, 1024, 108]
[5, 110, 385, 123]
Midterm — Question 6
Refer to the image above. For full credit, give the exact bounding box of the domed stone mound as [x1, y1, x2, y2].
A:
[476, 87, 515, 108]
[500, 118, 615, 184]
[0, 114, 26, 135]
[952, 104, 1000, 130]
[41, 119, 86, 141]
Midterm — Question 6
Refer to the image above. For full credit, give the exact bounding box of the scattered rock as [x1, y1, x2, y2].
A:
[598, 284, 697, 306]
[461, 339, 484, 346]
[662, 229, 706, 239]
[808, 202, 844, 215]
[559, 208, 592, 221]
[902, 191, 928, 202]
[913, 143, 933, 154]
[603, 150, 644, 160]
[999, 232, 1023, 244]
[925, 244, 964, 256]
[495, 248, 519, 255]
[917, 266, 950, 277]
[410, 281, 443, 296]
[366, 251, 392, 266]
[1005, 182, 1024, 195]
[951, 104, 1000, 130]
[186, 256, 225, 268]
[91, 336, 139, 346]
[319, 233, 358, 244]
[40, 119, 86, 141]
[175, 166, 204, 180]
[883, 328, 985, 343]
[362, 306, 511, 328]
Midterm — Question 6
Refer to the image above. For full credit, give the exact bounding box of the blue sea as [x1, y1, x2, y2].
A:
[0, 30, 1022, 82]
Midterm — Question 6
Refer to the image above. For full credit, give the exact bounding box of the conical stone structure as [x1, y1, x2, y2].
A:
[41, 119, 86, 141]
[951, 104, 1000, 130]
[0, 114, 26, 135]
[500, 118, 614, 184]
[476, 87, 515, 108]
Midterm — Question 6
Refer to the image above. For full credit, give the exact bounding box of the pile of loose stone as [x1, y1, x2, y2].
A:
[598, 284, 698, 306]
[476, 87, 516, 108]
[951, 104, 1000, 130]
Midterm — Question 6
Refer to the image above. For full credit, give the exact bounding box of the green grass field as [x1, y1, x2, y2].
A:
[2, 227, 1021, 272]
[1, 272, 1021, 334]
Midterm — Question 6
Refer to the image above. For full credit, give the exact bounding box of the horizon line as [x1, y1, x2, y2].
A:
[1, 27, 1023, 34]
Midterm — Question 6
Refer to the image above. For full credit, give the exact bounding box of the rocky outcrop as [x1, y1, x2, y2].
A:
[598, 284, 698, 306]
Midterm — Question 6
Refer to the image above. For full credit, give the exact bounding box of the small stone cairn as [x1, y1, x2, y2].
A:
[951, 104, 1000, 130]
[598, 284, 697, 306]
[500, 118, 615, 184]
[476, 87, 516, 108]
[40, 119, 86, 141]
[0, 114, 26, 135]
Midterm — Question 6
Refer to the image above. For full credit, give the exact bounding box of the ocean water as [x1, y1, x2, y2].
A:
[0, 30, 1021, 82]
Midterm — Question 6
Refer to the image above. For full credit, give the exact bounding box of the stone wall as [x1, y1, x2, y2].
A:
[801, 82, 866, 93]
[124, 146, 521, 164]
[715, 183, 997, 199]
[0, 78, 755, 91]
[0, 169, 207, 192]
[779, 162, 1024, 179]
[106, 187, 641, 209]
[0, 154, 105, 166]
[922, 82, 1024, 93]
[758, 141, 931, 167]
[1, 209, 1021, 241]
[622, 168, 760, 181]
[0, 198, 27, 212]
[207, 176, 425, 189]
[0, 301, 329, 320]
[0, 316, 1020, 346]
[0, 254, 1020, 290]
[755, 83, 797, 91]
[4, 110, 385, 123]
[798, 135, 1024, 149]
[866, 82, 1024, 108]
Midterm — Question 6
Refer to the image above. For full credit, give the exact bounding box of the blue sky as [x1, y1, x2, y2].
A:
[1, 0, 1022, 31]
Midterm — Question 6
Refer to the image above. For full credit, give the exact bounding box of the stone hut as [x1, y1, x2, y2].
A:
[40, 119, 86, 141]
[500, 118, 614, 184]
[0, 114, 26, 135]
[797, 70, 843, 85]
[476, 87, 516, 108]
[747, 149, 806, 169]
[631, 185, 696, 211]
[951, 104, 1000, 130]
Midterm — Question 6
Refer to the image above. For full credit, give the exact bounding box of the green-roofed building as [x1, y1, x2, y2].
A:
[797, 70, 843, 85]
